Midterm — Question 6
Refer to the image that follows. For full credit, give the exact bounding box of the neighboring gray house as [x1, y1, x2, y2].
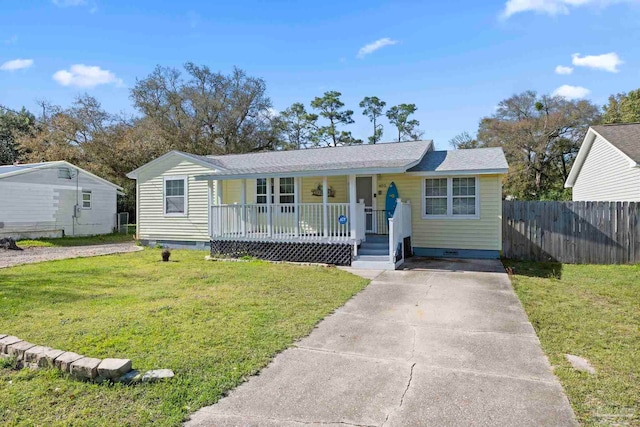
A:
[0, 161, 123, 239]
[566, 123, 640, 201]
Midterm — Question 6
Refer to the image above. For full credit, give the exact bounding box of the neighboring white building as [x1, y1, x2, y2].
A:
[566, 123, 640, 201]
[0, 161, 123, 239]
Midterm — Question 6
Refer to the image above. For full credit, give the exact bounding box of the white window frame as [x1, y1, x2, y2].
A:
[422, 176, 480, 220]
[81, 190, 92, 210]
[163, 175, 188, 217]
[256, 177, 295, 205]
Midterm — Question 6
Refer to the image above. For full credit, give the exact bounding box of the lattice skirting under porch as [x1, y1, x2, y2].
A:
[210, 240, 353, 266]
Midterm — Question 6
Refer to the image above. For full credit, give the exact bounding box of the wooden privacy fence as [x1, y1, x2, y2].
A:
[503, 201, 640, 264]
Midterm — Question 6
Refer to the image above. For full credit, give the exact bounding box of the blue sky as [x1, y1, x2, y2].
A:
[1, 0, 639, 149]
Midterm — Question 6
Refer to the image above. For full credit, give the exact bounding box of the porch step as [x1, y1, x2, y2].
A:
[355, 255, 389, 262]
[359, 248, 389, 256]
[361, 242, 387, 250]
[365, 234, 388, 244]
[351, 255, 396, 270]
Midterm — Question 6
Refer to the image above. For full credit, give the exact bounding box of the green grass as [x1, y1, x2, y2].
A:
[17, 232, 135, 248]
[0, 249, 368, 426]
[504, 261, 640, 426]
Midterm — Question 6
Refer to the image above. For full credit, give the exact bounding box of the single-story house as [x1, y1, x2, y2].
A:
[127, 140, 508, 269]
[566, 123, 640, 201]
[0, 161, 123, 239]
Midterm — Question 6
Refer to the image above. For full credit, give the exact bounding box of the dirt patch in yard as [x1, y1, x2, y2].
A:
[0, 243, 142, 268]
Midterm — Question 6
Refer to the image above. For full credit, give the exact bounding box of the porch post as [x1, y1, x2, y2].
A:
[215, 180, 223, 237]
[349, 174, 357, 240]
[266, 177, 272, 237]
[241, 179, 247, 237]
[294, 177, 300, 238]
[322, 176, 328, 238]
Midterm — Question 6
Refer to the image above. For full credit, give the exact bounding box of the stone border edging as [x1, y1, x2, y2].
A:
[205, 255, 334, 268]
[0, 334, 173, 384]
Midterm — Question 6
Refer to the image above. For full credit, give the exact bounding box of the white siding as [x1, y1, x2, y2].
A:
[573, 135, 640, 201]
[137, 157, 214, 242]
[0, 167, 117, 236]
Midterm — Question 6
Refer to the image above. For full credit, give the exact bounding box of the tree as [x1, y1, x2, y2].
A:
[310, 91, 361, 146]
[477, 91, 600, 200]
[386, 104, 422, 142]
[449, 131, 480, 149]
[359, 96, 386, 144]
[603, 88, 640, 124]
[278, 102, 319, 149]
[0, 106, 36, 165]
[131, 63, 279, 155]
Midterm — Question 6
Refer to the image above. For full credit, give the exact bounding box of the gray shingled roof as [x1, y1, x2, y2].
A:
[197, 140, 433, 176]
[408, 147, 508, 173]
[592, 123, 640, 163]
[0, 162, 50, 177]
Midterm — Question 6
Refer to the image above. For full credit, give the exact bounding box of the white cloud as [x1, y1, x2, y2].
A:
[0, 58, 34, 71]
[357, 38, 398, 59]
[555, 65, 574, 75]
[52, 64, 123, 88]
[52, 0, 87, 6]
[552, 84, 591, 99]
[501, 0, 634, 18]
[572, 52, 623, 72]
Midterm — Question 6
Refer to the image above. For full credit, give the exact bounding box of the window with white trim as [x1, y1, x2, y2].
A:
[452, 177, 476, 215]
[423, 177, 478, 219]
[164, 177, 187, 215]
[256, 178, 274, 204]
[279, 177, 295, 204]
[424, 178, 448, 215]
[81, 190, 92, 209]
[256, 177, 295, 204]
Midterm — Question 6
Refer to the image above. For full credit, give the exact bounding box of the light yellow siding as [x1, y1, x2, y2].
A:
[378, 174, 502, 250]
[137, 157, 213, 242]
[573, 135, 640, 201]
[217, 173, 502, 251]
[300, 176, 348, 203]
[222, 176, 349, 204]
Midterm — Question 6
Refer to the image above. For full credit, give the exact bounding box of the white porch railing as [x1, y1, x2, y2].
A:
[211, 203, 361, 242]
[388, 199, 412, 264]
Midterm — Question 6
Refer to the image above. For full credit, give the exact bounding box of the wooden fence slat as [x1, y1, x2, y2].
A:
[502, 200, 640, 264]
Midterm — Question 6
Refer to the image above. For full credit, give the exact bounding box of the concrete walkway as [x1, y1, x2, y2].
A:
[186, 258, 577, 427]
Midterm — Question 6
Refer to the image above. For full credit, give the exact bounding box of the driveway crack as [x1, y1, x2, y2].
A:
[382, 362, 416, 426]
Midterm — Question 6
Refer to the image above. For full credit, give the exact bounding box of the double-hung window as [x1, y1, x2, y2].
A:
[257, 177, 295, 212]
[164, 176, 187, 216]
[81, 190, 92, 209]
[423, 177, 478, 219]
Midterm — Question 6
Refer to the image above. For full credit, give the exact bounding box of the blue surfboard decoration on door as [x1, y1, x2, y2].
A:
[385, 182, 399, 218]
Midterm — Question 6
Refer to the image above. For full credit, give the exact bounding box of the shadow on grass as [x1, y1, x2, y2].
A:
[502, 259, 563, 279]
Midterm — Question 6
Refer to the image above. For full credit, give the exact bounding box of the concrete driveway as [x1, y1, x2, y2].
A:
[186, 258, 576, 427]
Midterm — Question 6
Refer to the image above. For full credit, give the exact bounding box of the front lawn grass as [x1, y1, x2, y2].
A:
[504, 261, 640, 426]
[0, 249, 368, 426]
[18, 232, 134, 248]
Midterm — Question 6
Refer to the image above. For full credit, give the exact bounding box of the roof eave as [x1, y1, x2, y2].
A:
[406, 168, 509, 176]
[126, 151, 222, 179]
[194, 165, 414, 181]
[0, 161, 123, 191]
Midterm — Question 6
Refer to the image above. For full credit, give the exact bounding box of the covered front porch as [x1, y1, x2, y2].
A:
[201, 174, 412, 268]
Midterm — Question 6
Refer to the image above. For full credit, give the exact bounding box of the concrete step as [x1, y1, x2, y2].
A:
[354, 255, 389, 262]
[351, 255, 396, 270]
[359, 248, 389, 256]
[361, 242, 388, 250]
[365, 235, 388, 244]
